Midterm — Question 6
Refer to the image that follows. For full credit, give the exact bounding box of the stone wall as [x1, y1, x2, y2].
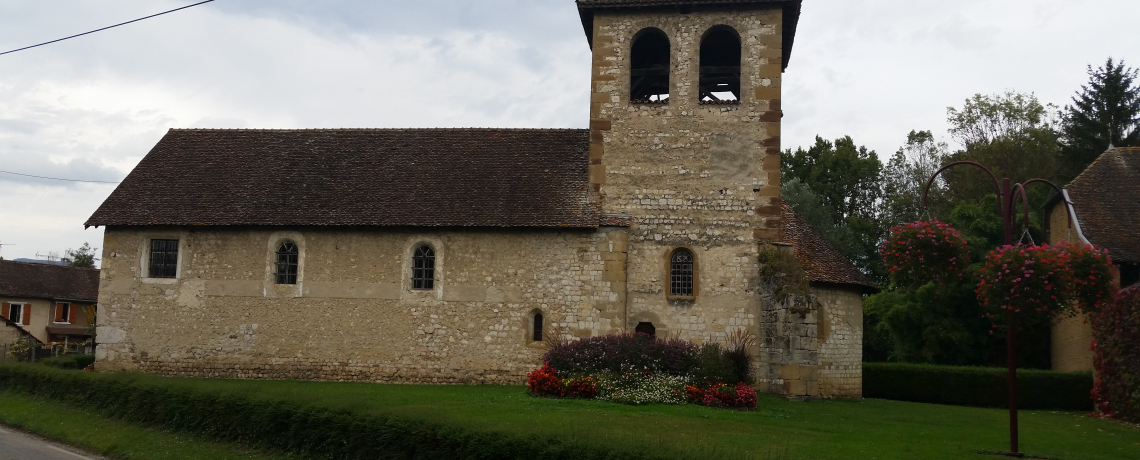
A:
[95, 226, 629, 384]
[753, 283, 863, 398]
[587, 5, 781, 347]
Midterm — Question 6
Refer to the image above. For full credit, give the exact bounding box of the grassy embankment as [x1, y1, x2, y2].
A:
[0, 390, 297, 460]
[1, 364, 1138, 459]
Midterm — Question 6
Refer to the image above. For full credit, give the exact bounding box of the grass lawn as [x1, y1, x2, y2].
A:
[73, 375, 1139, 460]
[0, 390, 299, 460]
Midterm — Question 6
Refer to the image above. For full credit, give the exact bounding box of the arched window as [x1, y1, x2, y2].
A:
[635, 322, 656, 338]
[630, 28, 670, 102]
[670, 248, 695, 297]
[532, 311, 544, 342]
[699, 26, 741, 102]
[275, 241, 299, 285]
[412, 245, 435, 290]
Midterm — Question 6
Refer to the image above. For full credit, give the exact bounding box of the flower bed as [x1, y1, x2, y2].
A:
[526, 333, 758, 409]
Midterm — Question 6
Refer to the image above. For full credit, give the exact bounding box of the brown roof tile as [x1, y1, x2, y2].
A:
[0, 260, 100, 302]
[781, 205, 877, 290]
[575, 0, 802, 71]
[1065, 147, 1140, 263]
[86, 128, 600, 228]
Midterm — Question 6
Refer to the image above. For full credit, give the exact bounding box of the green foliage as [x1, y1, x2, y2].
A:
[881, 130, 952, 226]
[1060, 58, 1140, 174]
[3, 365, 1139, 460]
[39, 354, 95, 370]
[758, 246, 811, 303]
[944, 92, 1063, 200]
[781, 136, 885, 278]
[0, 364, 669, 460]
[693, 344, 737, 385]
[1090, 285, 1140, 423]
[780, 179, 863, 260]
[863, 362, 1093, 410]
[62, 242, 98, 269]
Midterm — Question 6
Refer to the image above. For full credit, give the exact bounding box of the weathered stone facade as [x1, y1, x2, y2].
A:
[92, 2, 866, 398]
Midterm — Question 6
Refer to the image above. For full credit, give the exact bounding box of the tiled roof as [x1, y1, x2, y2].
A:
[0, 260, 100, 302]
[781, 205, 877, 290]
[1065, 147, 1140, 263]
[86, 128, 600, 228]
[575, 0, 802, 71]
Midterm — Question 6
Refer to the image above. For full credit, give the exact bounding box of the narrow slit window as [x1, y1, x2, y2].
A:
[670, 249, 695, 297]
[532, 312, 544, 342]
[630, 28, 670, 103]
[412, 245, 435, 290]
[699, 27, 741, 103]
[148, 239, 179, 278]
[276, 241, 299, 285]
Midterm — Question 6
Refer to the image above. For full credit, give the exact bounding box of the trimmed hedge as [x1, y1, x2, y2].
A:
[39, 354, 96, 370]
[864, 362, 1093, 410]
[0, 363, 668, 460]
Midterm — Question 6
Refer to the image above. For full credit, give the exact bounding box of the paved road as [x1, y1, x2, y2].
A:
[0, 425, 103, 460]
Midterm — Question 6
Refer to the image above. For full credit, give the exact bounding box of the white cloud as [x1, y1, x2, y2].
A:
[1, 0, 1138, 262]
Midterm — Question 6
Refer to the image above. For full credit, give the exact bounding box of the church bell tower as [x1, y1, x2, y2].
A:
[576, 0, 801, 341]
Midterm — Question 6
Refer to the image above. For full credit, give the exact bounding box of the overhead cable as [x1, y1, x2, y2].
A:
[0, 0, 217, 56]
[0, 169, 120, 184]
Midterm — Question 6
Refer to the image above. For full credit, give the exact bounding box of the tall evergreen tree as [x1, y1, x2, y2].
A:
[1060, 58, 1140, 175]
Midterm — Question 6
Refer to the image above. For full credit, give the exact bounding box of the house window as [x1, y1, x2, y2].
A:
[4, 303, 27, 326]
[275, 241, 299, 285]
[699, 26, 741, 102]
[630, 28, 670, 102]
[148, 239, 179, 278]
[670, 248, 695, 297]
[532, 311, 544, 342]
[412, 245, 435, 290]
[56, 302, 71, 324]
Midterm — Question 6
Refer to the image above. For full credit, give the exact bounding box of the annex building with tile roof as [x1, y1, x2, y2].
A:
[1045, 146, 1140, 372]
[86, 0, 872, 398]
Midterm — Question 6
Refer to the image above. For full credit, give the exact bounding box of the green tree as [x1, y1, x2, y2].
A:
[881, 130, 951, 228]
[782, 136, 882, 222]
[944, 92, 1063, 201]
[781, 178, 861, 259]
[63, 242, 98, 269]
[782, 136, 885, 279]
[1060, 58, 1140, 175]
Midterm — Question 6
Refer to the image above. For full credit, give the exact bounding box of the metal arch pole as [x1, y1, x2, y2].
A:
[1001, 178, 1022, 457]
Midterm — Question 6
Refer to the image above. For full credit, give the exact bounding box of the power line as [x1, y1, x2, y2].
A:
[0, 170, 120, 184]
[0, 0, 217, 57]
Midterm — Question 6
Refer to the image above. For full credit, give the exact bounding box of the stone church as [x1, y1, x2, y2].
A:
[86, 0, 874, 398]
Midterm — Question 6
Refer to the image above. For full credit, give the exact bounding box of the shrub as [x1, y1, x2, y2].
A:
[526, 361, 563, 397]
[684, 382, 757, 409]
[863, 362, 1093, 410]
[564, 376, 599, 399]
[0, 363, 667, 460]
[693, 344, 736, 385]
[1090, 285, 1140, 422]
[542, 333, 698, 376]
[882, 220, 970, 286]
[39, 354, 95, 370]
[595, 370, 689, 405]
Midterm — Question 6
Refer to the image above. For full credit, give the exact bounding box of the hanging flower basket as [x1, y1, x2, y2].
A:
[881, 220, 970, 285]
[1057, 242, 1115, 315]
[975, 244, 1072, 318]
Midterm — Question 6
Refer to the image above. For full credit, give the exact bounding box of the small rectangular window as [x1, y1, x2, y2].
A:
[57, 303, 71, 323]
[149, 239, 179, 278]
[9, 304, 24, 325]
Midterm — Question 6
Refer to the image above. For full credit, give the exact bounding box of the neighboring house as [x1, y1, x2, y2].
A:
[1044, 146, 1140, 372]
[0, 260, 100, 354]
[84, 1, 874, 398]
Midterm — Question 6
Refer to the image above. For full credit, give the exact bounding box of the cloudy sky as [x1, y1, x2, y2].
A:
[1, 0, 1137, 265]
